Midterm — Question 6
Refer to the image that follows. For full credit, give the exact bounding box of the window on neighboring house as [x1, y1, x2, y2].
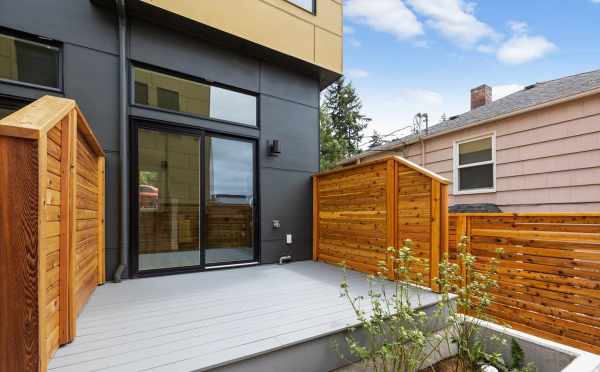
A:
[286, 0, 315, 13]
[453, 134, 495, 193]
[132, 66, 257, 126]
[0, 32, 60, 89]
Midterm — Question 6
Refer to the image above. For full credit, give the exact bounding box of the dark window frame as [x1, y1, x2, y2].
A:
[129, 118, 261, 278]
[285, 0, 317, 14]
[129, 62, 260, 129]
[0, 27, 63, 92]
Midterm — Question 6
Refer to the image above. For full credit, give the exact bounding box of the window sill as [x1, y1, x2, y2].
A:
[453, 188, 496, 195]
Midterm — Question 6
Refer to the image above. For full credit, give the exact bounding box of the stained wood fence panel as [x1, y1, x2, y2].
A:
[0, 96, 105, 372]
[313, 156, 449, 287]
[450, 213, 600, 355]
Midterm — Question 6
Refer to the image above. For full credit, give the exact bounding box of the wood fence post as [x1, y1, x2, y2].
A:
[430, 180, 441, 292]
[386, 159, 397, 280]
[68, 110, 78, 340]
[59, 115, 73, 345]
[312, 176, 319, 261]
[97, 157, 106, 285]
[37, 135, 49, 372]
[456, 214, 469, 285]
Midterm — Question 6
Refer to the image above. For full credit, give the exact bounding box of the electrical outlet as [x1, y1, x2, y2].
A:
[286, 234, 293, 244]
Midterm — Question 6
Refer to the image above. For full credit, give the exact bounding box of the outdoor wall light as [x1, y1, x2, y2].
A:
[268, 139, 281, 156]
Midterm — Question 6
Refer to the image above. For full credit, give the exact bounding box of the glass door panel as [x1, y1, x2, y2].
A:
[137, 128, 201, 270]
[205, 136, 255, 264]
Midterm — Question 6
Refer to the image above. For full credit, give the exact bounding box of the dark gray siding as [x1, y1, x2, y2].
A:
[0, 2, 320, 278]
[0, 0, 122, 278]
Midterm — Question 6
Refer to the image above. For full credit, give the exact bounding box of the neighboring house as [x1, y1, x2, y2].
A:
[0, 0, 342, 278]
[340, 69, 600, 212]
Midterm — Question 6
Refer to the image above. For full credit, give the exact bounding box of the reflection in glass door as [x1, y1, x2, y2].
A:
[137, 128, 201, 271]
[135, 125, 257, 274]
[205, 137, 255, 264]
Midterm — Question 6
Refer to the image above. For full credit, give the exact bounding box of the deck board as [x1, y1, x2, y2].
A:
[49, 261, 441, 372]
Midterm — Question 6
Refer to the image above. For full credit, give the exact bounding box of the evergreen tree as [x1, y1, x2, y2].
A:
[321, 78, 371, 158]
[319, 106, 345, 170]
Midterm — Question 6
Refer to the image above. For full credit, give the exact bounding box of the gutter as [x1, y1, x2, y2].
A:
[113, 0, 128, 282]
[340, 86, 600, 166]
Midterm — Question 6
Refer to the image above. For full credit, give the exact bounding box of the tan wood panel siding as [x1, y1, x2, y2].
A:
[141, 0, 343, 73]
[449, 213, 600, 354]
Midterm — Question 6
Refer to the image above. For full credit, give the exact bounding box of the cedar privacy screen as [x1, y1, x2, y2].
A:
[449, 213, 600, 355]
[0, 96, 105, 372]
[312, 156, 450, 289]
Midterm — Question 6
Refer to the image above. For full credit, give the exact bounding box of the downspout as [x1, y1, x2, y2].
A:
[113, 0, 128, 282]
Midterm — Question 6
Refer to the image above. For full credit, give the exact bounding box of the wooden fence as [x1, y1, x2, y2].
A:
[449, 213, 600, 355]
[313, 156, 449, 289]
[0, 96, 105, 372]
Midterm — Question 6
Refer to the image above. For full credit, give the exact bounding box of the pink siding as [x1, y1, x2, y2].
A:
[361, 94, 600, 212]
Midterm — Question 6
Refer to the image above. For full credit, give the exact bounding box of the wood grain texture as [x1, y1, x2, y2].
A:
[313, 157, 448, 284]
[0, 137, 40, 372]
[73, 130, 100, 317]
[312, 177, 319, 261]
[97, 157, 105, 285]
[449, 212, 600, 354]
[37, 136, 49, 371]
[0, 97, 105, 371]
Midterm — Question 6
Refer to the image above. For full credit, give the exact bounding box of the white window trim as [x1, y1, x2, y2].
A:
[453, 133, 496, 195]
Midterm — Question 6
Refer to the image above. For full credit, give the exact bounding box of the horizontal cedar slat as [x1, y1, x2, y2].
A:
[450, 212, 600, 354]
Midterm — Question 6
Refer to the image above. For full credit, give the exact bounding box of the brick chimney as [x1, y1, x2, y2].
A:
[470, 84, 492, 110]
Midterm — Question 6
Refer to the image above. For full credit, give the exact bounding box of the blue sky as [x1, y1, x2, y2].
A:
[342, 0, 600, 142]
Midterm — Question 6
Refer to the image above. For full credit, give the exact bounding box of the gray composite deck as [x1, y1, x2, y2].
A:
[49, 261, 441, 372]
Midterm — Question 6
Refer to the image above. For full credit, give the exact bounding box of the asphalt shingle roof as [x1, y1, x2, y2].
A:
[345, 69, 600, 163]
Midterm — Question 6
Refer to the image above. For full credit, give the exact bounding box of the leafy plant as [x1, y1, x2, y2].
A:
[338, 236, 535, 372]
[339, 240, 445, 372]
[436, 235, 504, 371]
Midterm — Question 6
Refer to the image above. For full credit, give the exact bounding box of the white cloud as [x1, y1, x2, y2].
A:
[407, 0, 497, 47]
[343, 25, 355, 35]
[508, 20, 528, 35]
[492, 84, 524, 100]
[346, 68, 369, 79]
[495, 20, 557, 64]
[345, 0, 424, 40]
[398, 88, 444, 108]
[591, 0, 600, 3]
[497, 35, 557, 64]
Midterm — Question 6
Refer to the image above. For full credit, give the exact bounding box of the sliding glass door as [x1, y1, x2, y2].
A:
[133, 123, 257, 274]
[137, 128, 202, 271]
[205, 137, 255, 265]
